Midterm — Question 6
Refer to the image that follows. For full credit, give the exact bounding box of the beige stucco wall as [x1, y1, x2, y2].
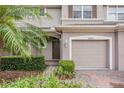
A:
[42, 41, 52, 60]
[22, 8, 61, 27]
[61, 5, 69, 18]
[97, 5, 104, 19]
[31, 41, 52, 60]
[61, 32, 116, 70]
[40, 8, 61, 27]
[117, 32, 124, 71]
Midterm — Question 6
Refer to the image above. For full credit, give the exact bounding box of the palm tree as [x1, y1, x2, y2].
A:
[0, 5, 48, 57]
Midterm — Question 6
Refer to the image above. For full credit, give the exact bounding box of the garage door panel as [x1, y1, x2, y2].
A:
[72, 40, 107, 68]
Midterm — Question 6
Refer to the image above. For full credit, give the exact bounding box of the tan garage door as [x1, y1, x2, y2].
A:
[72, 40, 107, 69]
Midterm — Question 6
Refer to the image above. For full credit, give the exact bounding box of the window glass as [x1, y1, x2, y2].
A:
[40, 8, 45, 16]
[118, 13, 124, 20]
[108, 6, 124, 20]
[73, 5, 82, 11]
[73, 5, 82, 18]
[73, 11, 82, 18]
[83, 5, 92, 11]
[83, 11, 92, 18]
[109, 6, 116, 13]
[83, 5, 92, 18]
[108, 14, 116, 20]
[118, 6, 124, 13]
[72, 5, 92, 18]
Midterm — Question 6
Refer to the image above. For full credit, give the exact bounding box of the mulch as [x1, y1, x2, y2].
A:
[0, 71, 42, 83]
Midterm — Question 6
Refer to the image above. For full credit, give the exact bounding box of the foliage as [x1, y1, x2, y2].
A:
[0, 71, 42, 83]
[0, 74, 82, 88]
[0, 76, 40, 88]
[0, 5, 48, 57]
[0, 56, 46, 71]
[55, 60, 75, 79]
[41, 74, 82, 88]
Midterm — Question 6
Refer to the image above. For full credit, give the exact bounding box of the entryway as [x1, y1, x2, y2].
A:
[43, 37, 60, 66]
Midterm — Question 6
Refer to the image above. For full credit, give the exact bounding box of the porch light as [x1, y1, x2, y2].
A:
[64, 40, 68, 48]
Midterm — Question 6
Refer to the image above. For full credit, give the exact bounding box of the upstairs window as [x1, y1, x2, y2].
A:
[27, 8, 47, 19]
[73, 5, 82, 18]
[72, 5, 93, 19]
[118, 6, 124, 20]
[83, 6, 92, 18]
[107, 6, 124, 20]
[40, 8, 46, 16]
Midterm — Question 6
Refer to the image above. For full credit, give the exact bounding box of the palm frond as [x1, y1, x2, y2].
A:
[0, 5, 48, 58]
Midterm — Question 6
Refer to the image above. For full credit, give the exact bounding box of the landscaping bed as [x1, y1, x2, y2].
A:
[0, 60, 83, 88]
[0, 71, 42, 83]
[0, 71, 82, 88]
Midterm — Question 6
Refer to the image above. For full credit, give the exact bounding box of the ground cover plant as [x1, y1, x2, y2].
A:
[0, 74, 82, 88]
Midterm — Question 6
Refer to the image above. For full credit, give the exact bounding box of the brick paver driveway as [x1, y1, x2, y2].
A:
[76, 70, 124, 88]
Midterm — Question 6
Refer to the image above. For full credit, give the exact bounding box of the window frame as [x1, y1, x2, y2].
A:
[72, 5, 92, 19]
[107, 5, 124, 21]
[83, 5, 92, 18]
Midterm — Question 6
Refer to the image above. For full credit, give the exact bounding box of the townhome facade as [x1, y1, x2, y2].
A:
[1, 5, 124, 71]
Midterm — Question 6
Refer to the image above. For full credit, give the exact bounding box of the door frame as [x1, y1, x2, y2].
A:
[69, 35, 112, 70]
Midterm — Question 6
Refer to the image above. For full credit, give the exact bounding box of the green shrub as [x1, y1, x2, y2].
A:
[55, 60, 75, 79]
[58, 60, 75, 72]
[41, 74, 61, 88]
[0, 74, 82, 88]
[41, 74, 82, 88]
[0, 75, 41, 88]
[0, 56, 46, 71]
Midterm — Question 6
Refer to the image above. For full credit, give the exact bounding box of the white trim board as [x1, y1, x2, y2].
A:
[69, 35, 112, 70]
[76, 67, 109, 71]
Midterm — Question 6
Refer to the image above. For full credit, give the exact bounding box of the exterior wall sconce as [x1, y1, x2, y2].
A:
[64, 40, 68, 48]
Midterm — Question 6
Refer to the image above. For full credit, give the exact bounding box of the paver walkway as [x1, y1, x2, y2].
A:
[43, 66, 56, 76]
[42, 66, 124, 88]
[76, 70, 124, 88]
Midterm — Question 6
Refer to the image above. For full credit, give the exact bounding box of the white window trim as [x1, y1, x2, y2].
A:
[81, 6, 83, 19]
[69, 35, 112, 70]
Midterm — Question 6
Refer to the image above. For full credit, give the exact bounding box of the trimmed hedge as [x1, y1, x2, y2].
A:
[58, 60, 75, 73]
[0, 56, 46, 71]
[55, 60, 75, 79]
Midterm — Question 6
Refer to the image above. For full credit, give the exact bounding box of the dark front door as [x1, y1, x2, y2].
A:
[52, 38, 60, 59]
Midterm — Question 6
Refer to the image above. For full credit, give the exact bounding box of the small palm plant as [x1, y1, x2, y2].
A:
[0, 5, 48, 57]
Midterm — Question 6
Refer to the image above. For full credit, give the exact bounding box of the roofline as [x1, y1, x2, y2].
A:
[55, 24, 124, 33]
